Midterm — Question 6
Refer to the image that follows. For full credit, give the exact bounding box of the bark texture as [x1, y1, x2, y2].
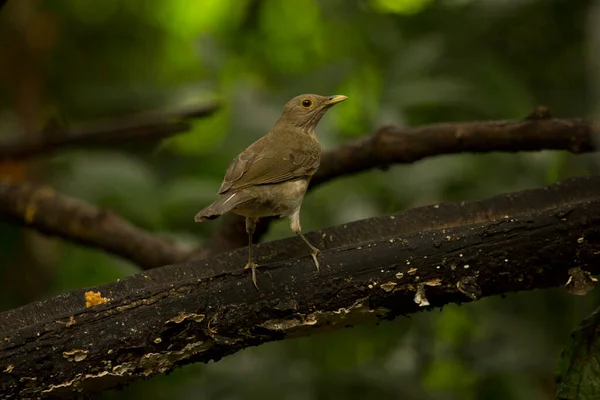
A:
[1, 176, 599, 399]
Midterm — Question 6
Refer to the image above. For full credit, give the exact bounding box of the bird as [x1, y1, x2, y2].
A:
[194, 93, 348, 289]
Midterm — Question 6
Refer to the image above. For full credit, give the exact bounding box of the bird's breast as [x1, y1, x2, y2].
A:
[231, 179, 309, 218]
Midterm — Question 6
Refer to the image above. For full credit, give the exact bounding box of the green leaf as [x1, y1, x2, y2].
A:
[370, 0, 434, 15]
[557, 306, 600, 399]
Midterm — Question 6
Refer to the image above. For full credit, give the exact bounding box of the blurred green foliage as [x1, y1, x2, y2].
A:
[0, 0, 599, 399]
[557, 306, 600, 399]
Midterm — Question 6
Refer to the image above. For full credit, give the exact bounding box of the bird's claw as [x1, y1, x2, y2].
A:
[244, 261, 260, 291]
[310, 248, 320, 272]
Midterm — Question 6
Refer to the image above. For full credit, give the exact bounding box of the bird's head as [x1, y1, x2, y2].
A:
[279, 94, 347, 131]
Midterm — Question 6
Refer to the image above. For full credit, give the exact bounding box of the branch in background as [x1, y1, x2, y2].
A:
[1, 176, 599, 398]
[0, 102, 220, 160]
[0, 181, 188, 269]
[313, 114, 596, 186]
[192, 114, 599, 258]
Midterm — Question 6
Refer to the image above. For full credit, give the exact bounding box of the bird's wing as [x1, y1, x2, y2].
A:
[218, 146, 319, 194]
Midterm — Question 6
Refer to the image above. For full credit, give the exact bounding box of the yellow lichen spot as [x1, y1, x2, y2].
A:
[424, 278, 442, 286]
[4, 364, 14, 373]
[85, 291, 110, 308]
[407, 267, 418, 275]
[380, 282, 397, 292]
[395, 272, 404, 279]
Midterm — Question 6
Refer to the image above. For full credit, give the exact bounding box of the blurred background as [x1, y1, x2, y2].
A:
[0, 0, 599, 399]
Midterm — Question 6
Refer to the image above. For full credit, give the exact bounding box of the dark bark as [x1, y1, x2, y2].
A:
[194, 115, 599, 257]
[313, 116, 596, 186]
[1, 175, 599, 399]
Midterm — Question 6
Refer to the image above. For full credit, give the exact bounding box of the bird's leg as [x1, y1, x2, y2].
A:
[244, 217, 260, 290]
[290, 211, 320, 272]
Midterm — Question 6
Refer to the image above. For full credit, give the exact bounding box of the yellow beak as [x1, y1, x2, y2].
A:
[325, 95, 348, 105]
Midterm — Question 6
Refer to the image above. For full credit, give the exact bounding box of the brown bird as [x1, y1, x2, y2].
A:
[195, 94, 348, 289]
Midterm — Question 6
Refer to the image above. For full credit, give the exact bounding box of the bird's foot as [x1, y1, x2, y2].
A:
[297, 232, 321, 273]
[244, 261, 260, 291]
[309, 247, 320, 273]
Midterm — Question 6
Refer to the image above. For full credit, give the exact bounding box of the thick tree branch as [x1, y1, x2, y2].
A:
[193, 116, 599, 257]
[0, 102, 220, 160]
[1, 176, 599, 399]
[0, 181, 188, 269]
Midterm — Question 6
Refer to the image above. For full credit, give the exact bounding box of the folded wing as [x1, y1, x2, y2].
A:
[218, 142, 319, 194]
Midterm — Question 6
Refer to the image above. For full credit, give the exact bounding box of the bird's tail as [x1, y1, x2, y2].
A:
[194, 191, 250, 222]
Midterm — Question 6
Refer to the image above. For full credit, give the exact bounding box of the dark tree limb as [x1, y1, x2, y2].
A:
[1, 175, 600, 399]
[0, 181, 189, 269]
[0, 102, 220, 160]
[192, 116, 599, 258]
[312, 116, 596, 186]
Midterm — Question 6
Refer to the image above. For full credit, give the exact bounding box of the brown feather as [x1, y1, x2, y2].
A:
[218, 129, 320, 194]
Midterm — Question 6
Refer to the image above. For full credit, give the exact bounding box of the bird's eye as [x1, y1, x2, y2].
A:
[301, 99, 313, 108]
